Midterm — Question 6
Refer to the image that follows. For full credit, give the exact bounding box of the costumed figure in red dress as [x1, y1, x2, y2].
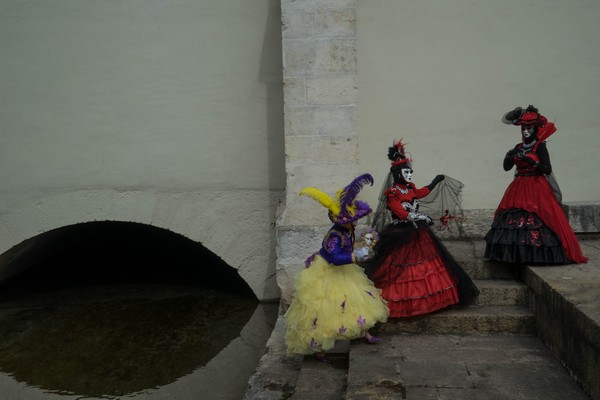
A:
[284, 174, 389, 362]
[484, 105, 587, 264]
[365, 140, 479, 318]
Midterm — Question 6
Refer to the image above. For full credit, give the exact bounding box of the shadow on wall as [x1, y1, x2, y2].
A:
[0, 221, 256, 300]
[259, 0, 285, 193]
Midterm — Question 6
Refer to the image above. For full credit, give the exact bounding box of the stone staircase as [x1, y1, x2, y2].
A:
[379, 239, 536, 336]
[246, 207, 599, 400]
[288, 238, 540, 400]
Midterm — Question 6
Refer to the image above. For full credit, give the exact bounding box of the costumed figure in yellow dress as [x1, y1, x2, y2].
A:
[284, 174, 389, 362]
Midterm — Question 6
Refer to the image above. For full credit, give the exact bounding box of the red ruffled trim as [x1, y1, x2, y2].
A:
[371, 230, 460, 317]
[386, 287, 459, 317]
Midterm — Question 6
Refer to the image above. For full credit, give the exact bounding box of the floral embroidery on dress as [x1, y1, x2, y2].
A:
[357, 315, 365, 326]
[339, 325, 347, 334]
[340, 300, 346, 312]
[311, 338, 317, 349]
[311, 318, 317, 330]
[508, 212, 542, 229]
[529, 230, 541, 246]
[324, 233, 342, 255]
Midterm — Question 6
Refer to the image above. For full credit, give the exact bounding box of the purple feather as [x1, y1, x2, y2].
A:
[339, 174, 374, 210]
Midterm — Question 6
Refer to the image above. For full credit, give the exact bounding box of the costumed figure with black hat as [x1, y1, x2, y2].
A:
[484, 105, 587, 264]
[364, 139, 479, 318]
[284, 174, 389, 362]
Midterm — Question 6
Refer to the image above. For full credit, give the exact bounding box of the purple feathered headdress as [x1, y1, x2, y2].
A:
[299, 173, 374, 225]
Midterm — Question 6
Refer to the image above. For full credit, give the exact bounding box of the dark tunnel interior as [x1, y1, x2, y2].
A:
[0, 221, 257, 301]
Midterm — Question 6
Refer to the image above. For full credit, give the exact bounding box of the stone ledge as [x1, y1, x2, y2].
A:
[434, 203, 600, 239]
[522, 238, 600, 400]
[563, 201, 600, 233]
[243, 312, 303, 400]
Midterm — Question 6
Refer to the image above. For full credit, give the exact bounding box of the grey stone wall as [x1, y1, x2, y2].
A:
[563, 202, 600, 234]
[277, 0, 359, 304]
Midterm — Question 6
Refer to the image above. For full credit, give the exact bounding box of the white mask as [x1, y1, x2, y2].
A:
[521, 125, 535, 139]
[402, 168, 413, 183]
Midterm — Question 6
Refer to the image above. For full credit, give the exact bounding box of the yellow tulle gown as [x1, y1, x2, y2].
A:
[285, 255, 389, 355]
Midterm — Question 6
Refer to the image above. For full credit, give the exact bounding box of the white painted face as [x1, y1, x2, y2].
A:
[364, 233, 375, 246]
[401, 168, 413, 183]
[521, 125, 535, 139]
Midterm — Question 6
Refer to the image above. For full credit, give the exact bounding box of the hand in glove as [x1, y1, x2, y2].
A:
[521, 154, 539, 165]
[505, 148, 519, 158]
[427, 174, 445, 190]
[353, 247, 372, 262]
[408, 212, 433, 224]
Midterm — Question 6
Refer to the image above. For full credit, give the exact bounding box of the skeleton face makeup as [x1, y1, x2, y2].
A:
[363, 233, 375, 247]
[401, 168, 413, 183]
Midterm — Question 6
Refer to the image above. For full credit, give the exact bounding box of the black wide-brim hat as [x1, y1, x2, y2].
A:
[501, 107, 525, 125]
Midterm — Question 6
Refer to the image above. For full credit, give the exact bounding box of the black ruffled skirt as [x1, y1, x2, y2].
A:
[484, 208, 569, 264]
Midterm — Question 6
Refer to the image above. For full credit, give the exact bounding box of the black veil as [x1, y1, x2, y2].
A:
[370, 173, 466, 238]
[365, 173, 479, 307]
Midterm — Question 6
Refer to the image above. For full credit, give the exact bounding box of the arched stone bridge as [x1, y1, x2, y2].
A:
[0, 189, 281, 301]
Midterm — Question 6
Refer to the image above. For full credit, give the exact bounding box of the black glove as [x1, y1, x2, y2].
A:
[506, 148, 519, 158]
[522, 155, 538, 165]
[428, 174, 445, 190]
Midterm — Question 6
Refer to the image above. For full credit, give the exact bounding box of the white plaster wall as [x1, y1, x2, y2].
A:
[357, 0, 600, 210]
[0, 0, 285, 300]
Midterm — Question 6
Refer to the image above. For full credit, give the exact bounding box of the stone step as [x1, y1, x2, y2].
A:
[474, 279, 528, 306]
[379, 305, 536, 335]
[441, 239, 522, 280]
[290, 340, 349, 400]
[345, 334, 590, 400]
[459, 259, 522, 280]
[440, 238, 488, 260]
[290, 357, 346, 400]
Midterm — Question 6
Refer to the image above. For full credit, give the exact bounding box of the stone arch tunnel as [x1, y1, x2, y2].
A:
[0, 190, 281, 301]
[0, 221, 256, 300]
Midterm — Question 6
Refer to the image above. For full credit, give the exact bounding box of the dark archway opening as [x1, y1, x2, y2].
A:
[0, 221, 256, 300]
[0, 222, 272, 398]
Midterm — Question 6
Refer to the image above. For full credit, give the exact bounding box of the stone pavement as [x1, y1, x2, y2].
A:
[244, 237, 600, 400]
[345, 334, 588, 400]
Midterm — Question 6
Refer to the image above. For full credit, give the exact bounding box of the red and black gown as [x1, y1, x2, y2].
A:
[366, 183, 479, 318]
[484, 140, 587, 264]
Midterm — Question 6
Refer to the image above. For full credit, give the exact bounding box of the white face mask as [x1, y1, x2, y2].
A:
[364, 233, 375, 246]
[402, 168, 413, 183]
[521, 125, 535, 139]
